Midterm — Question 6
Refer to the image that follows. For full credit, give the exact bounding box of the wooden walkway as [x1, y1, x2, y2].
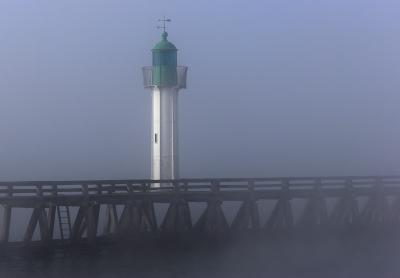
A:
[0, 176, 400, 246]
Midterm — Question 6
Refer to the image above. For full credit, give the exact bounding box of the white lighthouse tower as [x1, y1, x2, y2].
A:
[143, 19, 187, 184]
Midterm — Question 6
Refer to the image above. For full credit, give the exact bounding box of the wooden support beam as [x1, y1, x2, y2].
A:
[231, 200, 260, 231]
[104, 184, 118, 235]
[71, 202, 100, 244]
[299, 182, 328, 229]
[118, 184, 157, 237]
[300, 195, 328, 228]
[161, 202, 178, 233]
[118, 204, 130, 234]
[161, 200, 192, 234]
[0, 205, 12, 244]
[194, 181, 229, 237]
[48, 205, 56, 240]
[119, 204, 137, 235]
[330, 200, 358, 226]
[360, 180, 389, 226]
[141, 201, 157, 231]
[38, 207, 50, 242]
[71, 205, 88, 242]
[47, 185, 57, 241]
[264, 199, 293, 231]
[329, 181, 359, 227]
[87, 204, 100, 244]
[118, 201, 156, 237]
[264, 182, 293, 231]
[0, 185, 13, 245]
[249, 182, 260, 230]
[194, 201, 229, 237]
[71, 184, 92, 243]
[24, 207, 41, 244]
[104, 204, 118, 234]
[24, 187, 51, 245]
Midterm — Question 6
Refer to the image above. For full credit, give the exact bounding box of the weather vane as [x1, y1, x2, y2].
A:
[157, 17, 171, 32]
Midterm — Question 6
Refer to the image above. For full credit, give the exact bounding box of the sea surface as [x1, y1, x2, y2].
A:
[0, 231, 399, 278]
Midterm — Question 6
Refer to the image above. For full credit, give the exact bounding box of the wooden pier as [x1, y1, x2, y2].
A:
[0, 176, 400, 247]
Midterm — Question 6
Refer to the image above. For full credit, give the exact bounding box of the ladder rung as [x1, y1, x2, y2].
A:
[57, 205, 72, 243]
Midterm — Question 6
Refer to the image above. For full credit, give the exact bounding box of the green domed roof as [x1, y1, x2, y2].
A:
[152, 32, 177, 51]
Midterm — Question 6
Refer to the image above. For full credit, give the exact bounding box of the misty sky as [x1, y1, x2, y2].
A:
[0, 0, 399, 180]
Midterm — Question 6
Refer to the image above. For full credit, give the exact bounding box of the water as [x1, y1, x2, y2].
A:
[1, 232, 399, 278]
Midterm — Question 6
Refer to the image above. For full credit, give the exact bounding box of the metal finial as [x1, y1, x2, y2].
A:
[157, 16, 171, 33]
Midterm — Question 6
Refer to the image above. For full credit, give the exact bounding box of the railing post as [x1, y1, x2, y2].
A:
[142, 182, 148, 193]
[82, 183, 89, 197]
[248, 180, 260, 229]
[248, 180, 255, 200]
[283, 179, 293, 228]
[210, 180, 221, 205]
[173, 180, 180, 200]
[36, 185, 43, 197]
[211, 180, 220, 194]
[39, 185, 50, 243]
[104, 183, 118, 235]
[86, 184, 99, 244]
[47, 184, 58, 241]
[127, 183, 134, 199]
[97, 184, 103, 195]
[346, 179, 359, 226]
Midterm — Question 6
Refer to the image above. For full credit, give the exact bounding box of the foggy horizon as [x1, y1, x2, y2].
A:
[0, 0, 399, 181]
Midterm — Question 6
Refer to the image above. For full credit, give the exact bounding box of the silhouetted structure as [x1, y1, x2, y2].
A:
[0, 176, 399, 247]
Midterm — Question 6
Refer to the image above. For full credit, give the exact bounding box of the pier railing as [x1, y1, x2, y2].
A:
[0, 176, 400, 202]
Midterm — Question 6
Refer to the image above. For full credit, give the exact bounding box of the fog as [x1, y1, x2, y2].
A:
[0, 0, 399, 181]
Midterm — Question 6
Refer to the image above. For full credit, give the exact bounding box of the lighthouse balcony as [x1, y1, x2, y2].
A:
[142, 66, 188, 89]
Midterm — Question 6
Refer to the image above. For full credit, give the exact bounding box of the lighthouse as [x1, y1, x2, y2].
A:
[143, 19, 188, 184]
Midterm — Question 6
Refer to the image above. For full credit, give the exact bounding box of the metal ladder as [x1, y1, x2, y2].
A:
[57, 206, 72, 243]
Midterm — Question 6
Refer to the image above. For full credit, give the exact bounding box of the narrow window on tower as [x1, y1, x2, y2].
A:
[154, 133, 158, 143]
